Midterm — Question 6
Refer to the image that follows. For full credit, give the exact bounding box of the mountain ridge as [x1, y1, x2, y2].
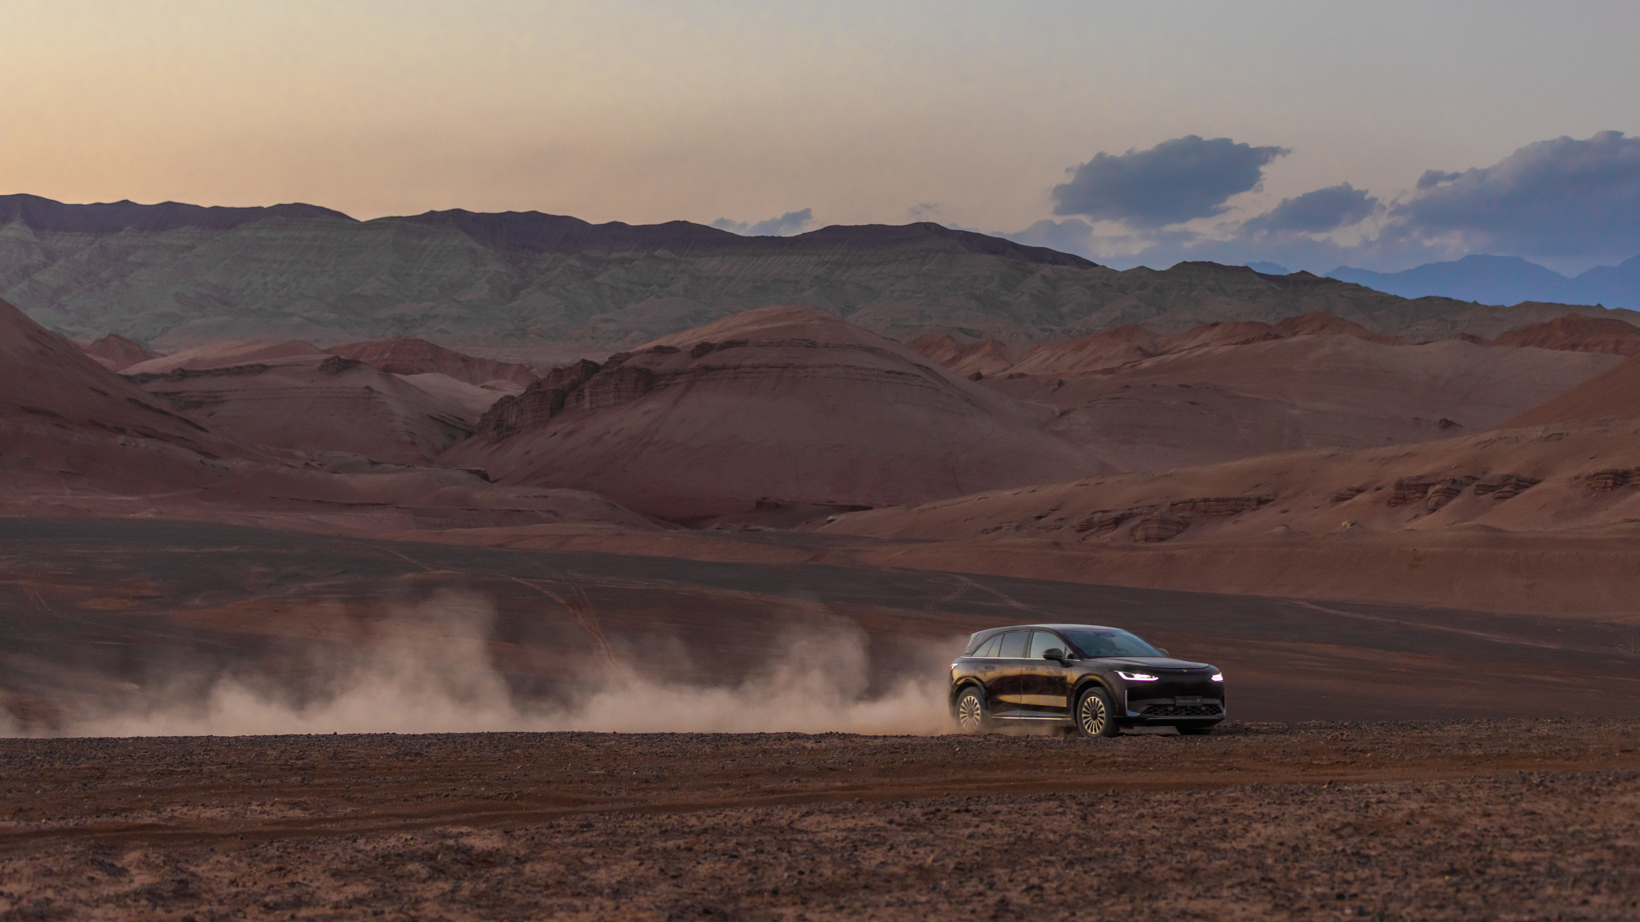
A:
[4, 194, 1636, 360]
[0, 192, 352, 233]
[1327, 253, 1640, 310]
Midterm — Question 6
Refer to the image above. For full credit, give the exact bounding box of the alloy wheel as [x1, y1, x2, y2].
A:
[1078, 692, 1109, 736]
[956, 691, 985, 733]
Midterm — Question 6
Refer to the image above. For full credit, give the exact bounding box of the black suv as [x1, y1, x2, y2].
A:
[949, 624, 1224, 736]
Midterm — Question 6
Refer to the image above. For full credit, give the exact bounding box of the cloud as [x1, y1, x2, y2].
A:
[710, 208, 815, 236]
[906, 202, 941, 221]
[1241, 183, 1379, 234]
[1051, 135, 1289, 227]
[1416, 170, 1462, 190]
[999, 218, 1094, 255]
[1394, 131, 1640, 258]
[1073, 218, 1452, 274]
[1040, 131, 1640, 273]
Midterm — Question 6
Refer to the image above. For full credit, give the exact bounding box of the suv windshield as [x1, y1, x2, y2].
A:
[1062, 629, 1162, 659]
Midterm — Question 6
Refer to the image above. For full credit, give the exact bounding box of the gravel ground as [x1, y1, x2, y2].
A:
[2, 720, 1638, 920]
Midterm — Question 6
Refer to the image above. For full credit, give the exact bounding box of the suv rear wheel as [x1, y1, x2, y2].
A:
[1075, 687, 1120, 738]
[954, 687, 988, 734]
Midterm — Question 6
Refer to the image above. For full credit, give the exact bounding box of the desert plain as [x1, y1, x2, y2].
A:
[3, 203, 1640, 918]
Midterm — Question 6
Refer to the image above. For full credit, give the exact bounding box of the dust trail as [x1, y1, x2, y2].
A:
[32, 591, 965, 738]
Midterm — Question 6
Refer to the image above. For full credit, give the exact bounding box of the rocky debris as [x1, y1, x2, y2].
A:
[4, 722, 1639, 922]
[688, 339, 749, 359]
[1130, 511, 1191, 543]
[1387, 478, 1439, 507]
[316, 355, 363, 375]
[475, 382, 566, 441]
[1388, 474, 1534, 509]
[476, 357, 663, 440]
[1330, 487, 1367, 503]
[1586, 468, 1640, 490]
[1424, 477, 1478, 511]
[1168, 496, 1273, 516]
[1436, 417, 1462, 429]
[477, 359, 601, 440]
[541, 358, 601, 392]
[1473, 475, 1541, 498]
[566, 365, 656, 411]
[1073, 507, 1157, 534]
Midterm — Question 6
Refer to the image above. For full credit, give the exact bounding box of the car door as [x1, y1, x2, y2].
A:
[965, 633, 1006, 707]
[987, 630, 1032, 715]
[1018, 630, 1071, 715]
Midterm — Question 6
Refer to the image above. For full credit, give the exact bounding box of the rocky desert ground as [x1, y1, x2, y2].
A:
[3, 721, 1638, 920]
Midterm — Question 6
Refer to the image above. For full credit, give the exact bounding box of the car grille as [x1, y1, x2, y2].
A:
[1143, 703, 1224, 718]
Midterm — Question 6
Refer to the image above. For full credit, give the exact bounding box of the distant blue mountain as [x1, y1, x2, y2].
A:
[1325, 254, 1640, 309]
[1243, 261, 1291, 276]
[1572, 256, 1640, 309]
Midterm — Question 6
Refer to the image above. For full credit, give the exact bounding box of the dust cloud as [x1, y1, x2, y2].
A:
[45, 591, 965, 738]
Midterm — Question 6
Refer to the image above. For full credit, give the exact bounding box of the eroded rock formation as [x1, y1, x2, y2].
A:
[442, 306, 1106, 520]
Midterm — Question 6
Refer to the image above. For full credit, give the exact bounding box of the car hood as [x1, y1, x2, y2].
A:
[1089, 657, 1214, 671]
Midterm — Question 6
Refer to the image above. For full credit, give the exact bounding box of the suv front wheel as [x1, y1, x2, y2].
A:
[1075, 687, 1120, 738]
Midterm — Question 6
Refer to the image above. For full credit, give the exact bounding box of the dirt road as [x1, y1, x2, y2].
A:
[3, 721, 1638, 920]
[5, 519, 1640, 732]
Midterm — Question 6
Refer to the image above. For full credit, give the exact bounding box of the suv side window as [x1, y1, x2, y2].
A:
[997, 631, 1030, 659]
[1028, 631, 1063, 660]
[976, 635, 1003, 658]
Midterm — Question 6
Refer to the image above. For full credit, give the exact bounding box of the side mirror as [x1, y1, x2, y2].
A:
[1157, 648, 1170, 657]
[1043, 648, 1068, 663]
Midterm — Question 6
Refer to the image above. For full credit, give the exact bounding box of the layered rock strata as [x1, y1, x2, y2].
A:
[443, 306, 1107, 520]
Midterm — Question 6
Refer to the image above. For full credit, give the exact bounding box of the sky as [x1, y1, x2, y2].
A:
[4, 0, 1639, 273]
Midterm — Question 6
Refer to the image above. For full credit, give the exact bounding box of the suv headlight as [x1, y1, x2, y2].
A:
[1211, 673, 1224, 682]
[1116, 671, 1158, 682]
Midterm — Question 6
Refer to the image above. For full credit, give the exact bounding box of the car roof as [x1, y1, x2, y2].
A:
[976, 624, 1116, 634]
[964, 624, 1117, 648]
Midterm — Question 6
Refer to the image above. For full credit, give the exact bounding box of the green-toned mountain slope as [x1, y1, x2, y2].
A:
[3, 194, 1633, 360]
